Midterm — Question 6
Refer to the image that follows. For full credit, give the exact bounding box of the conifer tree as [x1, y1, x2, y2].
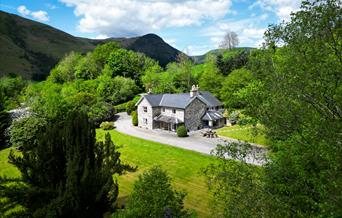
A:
[0, 110, 131, 218]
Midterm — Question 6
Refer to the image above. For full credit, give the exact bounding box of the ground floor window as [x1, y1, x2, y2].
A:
[143, 118, 148, 125]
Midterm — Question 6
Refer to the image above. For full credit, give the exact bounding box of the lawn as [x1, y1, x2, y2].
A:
[0, 130, 218, 217]
[0, 148, 19, 178]
[217, 124, 269, 146]
[97, 129, 217, 217]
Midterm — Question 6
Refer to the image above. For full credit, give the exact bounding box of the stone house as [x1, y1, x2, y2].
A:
[135, 85, 225, 131]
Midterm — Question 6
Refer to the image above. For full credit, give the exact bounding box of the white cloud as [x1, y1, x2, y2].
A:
[17, 5, 30, 16]
[46, 3, 57, 10]
[31, 11, 49, 22]
[17, 5, 49, 22]
[59, 0, 232, 37]
[249, 0, 301, 21]
[93, 34, 109, 39]
[185, 45, 213, 56]
[203, 16, 267, 48]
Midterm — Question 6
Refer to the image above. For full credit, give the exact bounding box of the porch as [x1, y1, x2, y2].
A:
[202, 110, 225, 129]
[153, 114, 183, 131]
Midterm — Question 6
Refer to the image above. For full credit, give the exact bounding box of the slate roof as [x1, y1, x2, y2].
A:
[139, 91, 222, 109]
[202, 110, 224, 121]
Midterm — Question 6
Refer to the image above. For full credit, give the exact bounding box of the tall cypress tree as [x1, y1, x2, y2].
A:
[0, 110, 132, 218]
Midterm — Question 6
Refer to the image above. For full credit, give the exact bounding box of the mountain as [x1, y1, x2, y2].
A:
[0, 11, 181, 80]
[191, 47, 254, 64]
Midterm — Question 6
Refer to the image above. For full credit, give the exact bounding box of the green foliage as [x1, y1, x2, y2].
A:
[117, 166, 190, 218]
[173, 54, 196, 92]
[0, 76, 27, 110]
[75, 52, 100, 80]
[141, 64, 176, 93]
[92, 41, 120, 68]
[9, 116, 47, 148]
[220, 68, 254, 109]
[131, 111, 138, 126]
[228, 111, 240, 125]
[0, 111, 132, 217]
[216, 49, 249, 75]
[125, 101, 135, 115]
[245, 0, 342, 216]
[96, 75, 139, 105]
[198, 54, 224, 97]
[100, 121, 115, 130]
[0, 99, 10, 148]
[176, 125, 188, 137]
[203, 142, 266, 217]
[106, 49, 158, 87]
[48, 51, 82, 83]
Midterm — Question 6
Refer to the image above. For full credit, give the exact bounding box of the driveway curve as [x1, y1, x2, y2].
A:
[114, 112, 266, 165]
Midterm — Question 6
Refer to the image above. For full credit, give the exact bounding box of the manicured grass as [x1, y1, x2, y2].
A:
[0, 148, 20, 178]
[97, 129, 217, 217]
[217, 125, 269, 146]
[1, 130, 218, 217]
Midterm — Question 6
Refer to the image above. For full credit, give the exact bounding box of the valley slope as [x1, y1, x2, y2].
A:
[0, 11, 181, 80]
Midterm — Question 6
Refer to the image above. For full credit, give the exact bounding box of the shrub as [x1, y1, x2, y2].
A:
[176, 125, 188, 137]
[100, 121, 114, 130]
[118, 166, 190, 217]
[10, 116, 47, 148]
[229, 111, 240, 125]
[114, 102, 127, 113]
[126, 101, 136, 115]
[132, 111, 138, 126]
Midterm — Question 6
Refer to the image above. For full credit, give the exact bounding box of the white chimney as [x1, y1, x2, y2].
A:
[190, 85, 198, 97]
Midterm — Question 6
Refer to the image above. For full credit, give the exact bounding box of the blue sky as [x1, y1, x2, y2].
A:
[0, 0, 301, 55]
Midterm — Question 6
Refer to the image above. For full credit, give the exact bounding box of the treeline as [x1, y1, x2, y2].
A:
[203, 0, 342, 217]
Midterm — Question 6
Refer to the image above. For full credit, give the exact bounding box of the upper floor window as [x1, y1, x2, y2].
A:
[172, 109, 176, 114]
[143, 106, 147, 112]
[162, 108, 165, 112]
[143, 118, 148, 124]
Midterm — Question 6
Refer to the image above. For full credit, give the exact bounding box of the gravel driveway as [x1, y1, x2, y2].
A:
[114, 112, 266, 165]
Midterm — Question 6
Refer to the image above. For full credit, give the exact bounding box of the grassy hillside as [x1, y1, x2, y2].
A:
[0, 11, 182, 80]
[191, 47, 253, 64]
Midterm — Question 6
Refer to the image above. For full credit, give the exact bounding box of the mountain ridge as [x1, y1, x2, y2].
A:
[0, 11, 182, 80]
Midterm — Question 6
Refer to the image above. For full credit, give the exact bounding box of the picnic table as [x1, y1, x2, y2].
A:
[201, 129, 218, 138]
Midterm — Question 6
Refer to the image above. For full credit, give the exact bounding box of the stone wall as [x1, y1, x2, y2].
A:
[184, 98, 207, 131]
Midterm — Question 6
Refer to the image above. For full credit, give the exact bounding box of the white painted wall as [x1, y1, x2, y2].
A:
[160, 107, 185, 123]
[137, 98, 153, 129]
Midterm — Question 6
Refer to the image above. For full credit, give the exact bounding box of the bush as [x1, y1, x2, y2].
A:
[229, 111, 240, 125]
[10, 116, 47, 148]
[118, 166, 191, 217]
[176, 125, 188, 137]
[132, 111, 138, 126]
[126, 101, 135, 115]
[100, 121, 114, 130]
[114, 103, 126, 113]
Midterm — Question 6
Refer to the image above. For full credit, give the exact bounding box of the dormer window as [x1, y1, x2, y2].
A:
[143, 107, 147, 112]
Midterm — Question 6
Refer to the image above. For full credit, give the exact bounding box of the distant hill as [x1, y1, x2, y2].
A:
[191, 47, 254, 64]
[0, 11, 181, 80]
